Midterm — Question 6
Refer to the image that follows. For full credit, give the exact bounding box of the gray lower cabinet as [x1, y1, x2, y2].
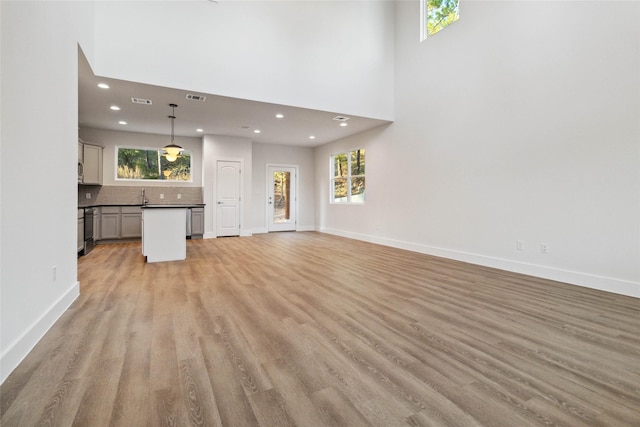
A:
[100, 206, 142, 240]
[100, 207, 120, 239]
[77, 210, 84, 253]
[121, 207, 142, 238]
[191, 207, 204, 237]
[93, 209, 100, 240]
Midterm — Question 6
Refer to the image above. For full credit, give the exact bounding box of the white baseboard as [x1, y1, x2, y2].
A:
[203, 231, 254, 238]
[319, 228, 639, 299]
[243, 226, 314, 235]
[1, 281, 80, 384]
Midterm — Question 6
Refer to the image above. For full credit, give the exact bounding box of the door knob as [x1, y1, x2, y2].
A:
[217, 201, 223, 205]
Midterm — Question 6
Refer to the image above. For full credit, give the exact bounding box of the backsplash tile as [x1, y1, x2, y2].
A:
[78, 185, 203, 207]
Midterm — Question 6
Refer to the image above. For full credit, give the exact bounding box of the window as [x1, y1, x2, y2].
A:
[421, 0, 460, 40]
[331, 149, 365, 204]
[116, 147, 192, 181]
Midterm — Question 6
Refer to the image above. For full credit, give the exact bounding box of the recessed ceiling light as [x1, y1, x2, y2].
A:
[110, 105, 121, 111]
[309, 135, 316, 140]
[254, 129, 261, 134]
[275, 114, 284, 119]
[118, 121, 127, 125]
[340, 122, 348, 127]
[97, 83, 109, 89]
[196, 128, 204, 132]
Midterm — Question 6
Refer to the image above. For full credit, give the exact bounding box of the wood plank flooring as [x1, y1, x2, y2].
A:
[2, 232, 639, 426]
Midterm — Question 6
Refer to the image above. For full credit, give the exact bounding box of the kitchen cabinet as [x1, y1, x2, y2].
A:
[191, 207, 204, 237]
[121, 206, 142, 238]
[79, 142, 103, 185]
[142, 207, 187, 262]
[100, 207, 120, 240]
[78, 142, 83, 183]
[77, 209, 84, 253]
[99, 206, 141, 240]
[93, 208, 100, 240]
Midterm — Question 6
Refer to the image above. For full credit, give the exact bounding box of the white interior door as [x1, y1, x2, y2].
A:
[216, 160, 241, 237]
[267, 165, 297, 232]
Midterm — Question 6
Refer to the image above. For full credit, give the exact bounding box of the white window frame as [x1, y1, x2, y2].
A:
[330, 149, 365, 205]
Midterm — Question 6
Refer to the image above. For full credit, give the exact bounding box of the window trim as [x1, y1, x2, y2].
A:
[330, 149, 365, 205]
[115, 145, 193, 183]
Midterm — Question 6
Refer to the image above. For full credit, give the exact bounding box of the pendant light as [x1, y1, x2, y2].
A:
[163, 103, 183, 162]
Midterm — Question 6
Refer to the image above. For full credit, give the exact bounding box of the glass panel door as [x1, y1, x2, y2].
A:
[267, 165, 297, 232]
[273, 171, 291, 224]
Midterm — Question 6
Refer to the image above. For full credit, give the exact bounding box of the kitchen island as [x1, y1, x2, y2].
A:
[141, 205, 191, 263]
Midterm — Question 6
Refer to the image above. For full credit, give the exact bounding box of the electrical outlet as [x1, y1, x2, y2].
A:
[85, 193, 91, 199]
[540, 243, 548, 254]
[160, 194, 164, 199]
[516, 240, 524, 251]
[177, 194, 182, 199]
[52, 265, 57, 281]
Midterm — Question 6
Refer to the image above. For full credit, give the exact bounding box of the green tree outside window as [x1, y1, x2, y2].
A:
[117, 147, 192, 181]
[426, 0, 459, 37]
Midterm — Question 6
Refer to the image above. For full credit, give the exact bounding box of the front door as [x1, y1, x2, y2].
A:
[267, 165, 297, 232]
[216, 160, 241, 237]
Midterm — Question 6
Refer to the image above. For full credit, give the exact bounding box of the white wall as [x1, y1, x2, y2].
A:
[202, 135, 253, 238]
[1, 1, 95, 383]
[316, 1, 640, 298]
[92, 0, 395, 121]
[79, 127, 203, 187]
[252, 143, 316, 233]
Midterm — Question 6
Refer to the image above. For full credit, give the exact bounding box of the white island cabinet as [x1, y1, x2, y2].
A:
[142, 206, 187, 263]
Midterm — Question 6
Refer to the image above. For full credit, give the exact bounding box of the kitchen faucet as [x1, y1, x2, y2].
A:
[142, 188, 147, 205]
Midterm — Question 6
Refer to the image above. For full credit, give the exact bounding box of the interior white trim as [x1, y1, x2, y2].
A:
[1, 281, 80, 384]
[319, 227, 640, 299]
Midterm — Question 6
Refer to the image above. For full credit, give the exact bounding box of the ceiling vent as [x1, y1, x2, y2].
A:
[332, 115, 350, 122]
[131, 97, 152, 105]
[186, 94, 206, 102]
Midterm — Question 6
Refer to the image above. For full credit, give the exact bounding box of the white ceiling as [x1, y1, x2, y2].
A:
[78, 54, 391, 147]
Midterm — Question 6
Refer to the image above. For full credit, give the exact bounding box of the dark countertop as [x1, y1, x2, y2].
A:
[141, 204, 205, 209]
[79, 203, 205, 209]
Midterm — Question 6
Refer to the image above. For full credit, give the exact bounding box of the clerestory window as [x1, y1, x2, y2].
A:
[421, 0, 460, 41]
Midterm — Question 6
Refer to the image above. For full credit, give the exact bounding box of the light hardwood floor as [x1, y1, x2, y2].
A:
[2, 232, 639, 426]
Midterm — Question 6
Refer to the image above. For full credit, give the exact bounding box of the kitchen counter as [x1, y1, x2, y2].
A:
[78, 203, 205, 208]
[141, 204, 205, 209]
[142, 205, 191, 263]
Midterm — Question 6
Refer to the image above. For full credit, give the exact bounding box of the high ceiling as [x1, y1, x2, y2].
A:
[78, 54, 391, 147]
